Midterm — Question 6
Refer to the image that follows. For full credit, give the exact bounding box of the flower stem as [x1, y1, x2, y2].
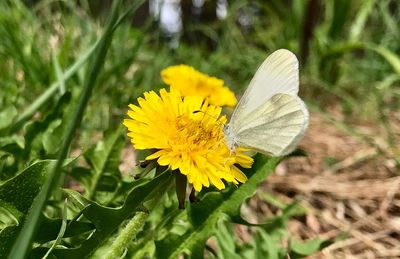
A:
[103, 176, 173, 259]
[104, 210, 149, 259]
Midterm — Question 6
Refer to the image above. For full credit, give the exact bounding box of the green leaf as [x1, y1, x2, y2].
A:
[290, 237, 334, 258]
[52, 172, 172, 258]
[0, 158, 80, 257]
[0, 201, 23, 233]
[254, 230, 281, 259]
[34, 217, 94, 244]
[42, 119, 63, 155]
[366, 44, 400, 76]
[0, 134, 25, 181]
[0, 135, 25, 154]
[83, 126, 124, 200]
[0, 161, 54, 214]
[43, 199, 68, 259]
[231, 200, 303, 232]
[214, 219, 241, 259]
[0, 106, 18, 131]
[23, 92, 71, 160]
[155, 155, 281, 259]
[0, 160, 55, 258]
[68, 167, 91, 192]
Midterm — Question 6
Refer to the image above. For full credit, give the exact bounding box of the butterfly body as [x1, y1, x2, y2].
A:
[222, 124, 238, 153]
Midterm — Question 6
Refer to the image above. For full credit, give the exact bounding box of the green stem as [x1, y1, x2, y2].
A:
[104, 210, 149, 259]
[104, 174, 174, 259]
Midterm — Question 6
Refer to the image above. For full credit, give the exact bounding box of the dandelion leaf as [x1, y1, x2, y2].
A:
[52, 172, 172, 259]
[289, 237, 335, 258]
[155, 155, 281, 259]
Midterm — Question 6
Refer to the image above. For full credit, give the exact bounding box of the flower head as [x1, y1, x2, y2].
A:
[123, 88, 252, 192]
[161, 65, 237, 107]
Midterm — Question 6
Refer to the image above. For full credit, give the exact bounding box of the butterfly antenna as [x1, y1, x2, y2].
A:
[193, 110, 226, 128]
[193, 110, 218, 119]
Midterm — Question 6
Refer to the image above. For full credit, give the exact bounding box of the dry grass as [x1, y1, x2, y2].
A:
[259, 111, 400, 258]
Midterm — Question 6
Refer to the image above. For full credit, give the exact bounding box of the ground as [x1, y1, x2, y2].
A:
[262, 111, 400, 258]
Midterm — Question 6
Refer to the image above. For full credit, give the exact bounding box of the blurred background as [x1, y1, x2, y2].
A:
[1, 0, 399, 257]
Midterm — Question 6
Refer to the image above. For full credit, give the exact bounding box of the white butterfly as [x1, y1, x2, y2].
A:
[223, 49, 309, 156]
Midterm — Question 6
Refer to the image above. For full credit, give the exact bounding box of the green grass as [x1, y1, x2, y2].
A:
[1, 0, 399, 129]
[0, 0, 399, 258]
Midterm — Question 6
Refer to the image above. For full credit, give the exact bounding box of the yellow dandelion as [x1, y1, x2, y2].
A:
[161, 65, 237, 107]
[123, 88, 253, 192]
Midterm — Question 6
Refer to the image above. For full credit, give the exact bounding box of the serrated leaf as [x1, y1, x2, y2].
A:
[0, 158, 78, 257]
[231, 200, 303, 232]
[34, 217, 94, 244]
[53, 172, 172, 258]
[155, 155, 281, 259]
[0, 160, 55, 257]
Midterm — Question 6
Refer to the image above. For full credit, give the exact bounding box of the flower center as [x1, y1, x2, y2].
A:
[172, 115, 221, 150]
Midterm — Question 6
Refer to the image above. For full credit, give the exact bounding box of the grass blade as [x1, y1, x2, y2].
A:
[349, 0, 375, 41]
[52, 52, 66, 95]
[11, 38, 100, 132]
[366, 43, 400, 76]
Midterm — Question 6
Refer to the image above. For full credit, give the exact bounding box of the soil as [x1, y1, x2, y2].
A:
[259, 111, 400, 258]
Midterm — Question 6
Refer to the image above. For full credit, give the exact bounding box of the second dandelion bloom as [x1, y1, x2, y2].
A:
[123, 88, 253, 192]
[161, 65, 237, 107]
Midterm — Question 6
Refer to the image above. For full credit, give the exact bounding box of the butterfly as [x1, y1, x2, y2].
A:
[223, 49, 309, 156]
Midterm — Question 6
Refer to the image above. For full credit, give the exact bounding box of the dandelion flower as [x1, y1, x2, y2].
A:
[161, 65, 237, 107]
[123, 88, 252, 192]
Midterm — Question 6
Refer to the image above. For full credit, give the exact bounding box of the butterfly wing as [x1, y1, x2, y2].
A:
[233, 93, 309, 156]
[230, 49, 299, 126]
